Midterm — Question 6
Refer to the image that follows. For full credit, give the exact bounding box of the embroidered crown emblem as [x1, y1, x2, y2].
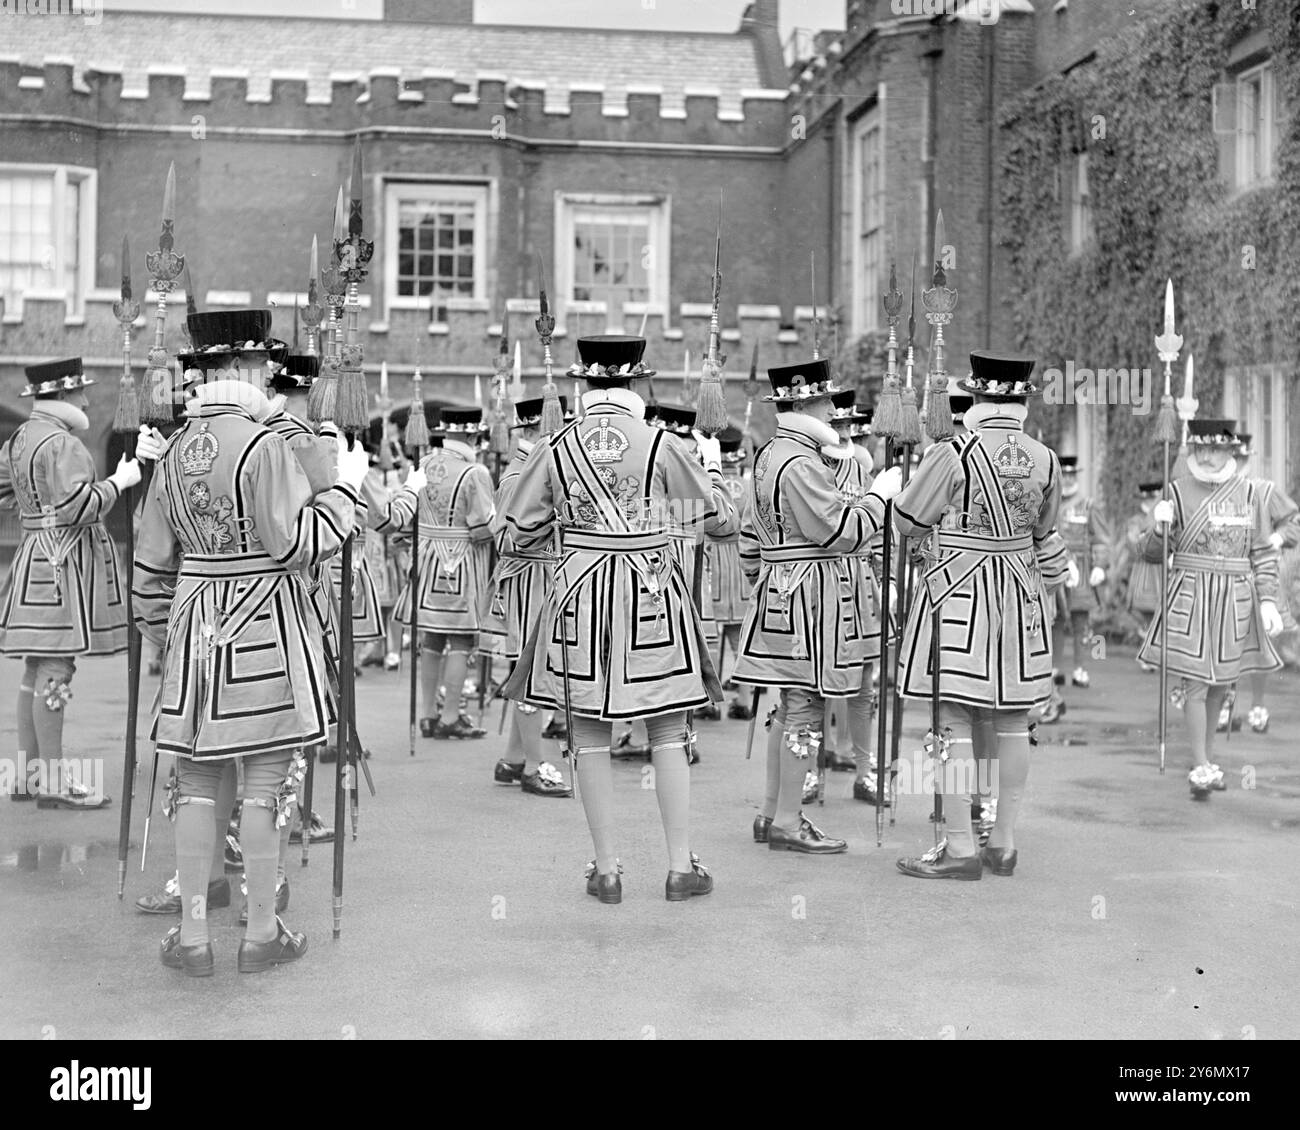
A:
[582, 416, 630, 465]
[180, 426, 220, 477]
[992, 434, 1033, 479]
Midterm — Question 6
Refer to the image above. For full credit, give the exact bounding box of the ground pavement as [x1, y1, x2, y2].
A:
[1, 646, 1295, 1040]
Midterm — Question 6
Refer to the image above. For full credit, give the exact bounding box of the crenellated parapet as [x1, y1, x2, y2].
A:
[0, 59, 792, 152]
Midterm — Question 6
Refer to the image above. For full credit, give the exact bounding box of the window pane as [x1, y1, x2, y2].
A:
[0, 173, 63, 311]
[395, 193, 478, 301]
[571, 211, 651, 313]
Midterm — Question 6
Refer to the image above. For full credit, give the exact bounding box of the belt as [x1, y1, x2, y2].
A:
[19, 514, 84, 532]
[418, 525, 471, 541]
[759, 545, 843, 564]
[936, 530, 1033, 555]
[560, 528, 669, 555]
[500, 548, 553, 563]
[179, 552, 293, 579]
[1171, 552, 1251, 576]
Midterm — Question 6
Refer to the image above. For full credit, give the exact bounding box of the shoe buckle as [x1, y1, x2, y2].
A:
[920, 838, 948, 864]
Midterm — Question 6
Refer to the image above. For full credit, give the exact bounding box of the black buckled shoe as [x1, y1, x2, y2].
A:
[137, 874, 231, 916]
[429, 717, 486, 740]
[521, 762, 573, 797]
[611, 733, 651, 760]
[237, 878, 290, 926]
[418, 717, 438, 739]
[852, 776, 891, 806]
[160, 925, 214, 978]
[288, 811, 334, 844]
[36, 781, 111, 810]
[542, 717, 568, 741]
[237, 917, 307, 973]
[826, 752, 855, 772]
[696, 703, 722, 721]
[980, 846, 1017, 876]
[768, 813, 847, 855]
[896, 839, 981, 880]
[753, 814, 773, 843]
[727, 700, 754, 721]
[494, 759, 526, 784]
[665, 853, 713, 901]
[585, 860, 623, 904]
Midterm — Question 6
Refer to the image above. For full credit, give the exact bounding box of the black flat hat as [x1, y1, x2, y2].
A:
[1059, 455, 1080, 471]
[178, 309, 289, 371]
[960, 350, 1039, 399]
[1138, 481, 1164, 496]
[512, 395, 569, 428]
[764, 357, 842, 403]
[22, 357, 94, 398]
[268, 354, 321, 391]
[569, 335, 656, 384]
[719, 424, 744, 458]
[645, 403, 696, 435]
[949, 393, 974, 422]
[1186, 418, 1239, 446]
[438, 406, 485, 434]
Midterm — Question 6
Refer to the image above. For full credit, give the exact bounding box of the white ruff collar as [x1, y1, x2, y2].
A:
[1189, 455, 1238, 484]
[31, 399, 90, 433]
[964, 401, 1029, 431]
[777, 411, 840, 448]
[438, 439, 477, 463]
[581, 386, 645, 416]
[189, 380, 273, 421]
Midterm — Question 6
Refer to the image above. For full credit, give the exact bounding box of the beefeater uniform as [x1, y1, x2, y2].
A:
[1057, 482, 1111, 615]
[394, 433, 495, 637]
[482, 396, 573, 797]
[893, 352, 1070, 881]
[732, 359, 898, 856]
[484, 427, 551, 665]
[822, 394, 889, 792]
[1136, 458, 1281, 684]
[0, 357, 134, 808]
[1136, 418, 1282, 796]
[501, 392, 729, 720]
[707, 428, 751, 629]
[132, 307, 368, 970]
[1123, 482, 1164, 620]
[1237, 435, 1300, 734]
[395, 407, 495, 739]
[499, 334, 723, 902]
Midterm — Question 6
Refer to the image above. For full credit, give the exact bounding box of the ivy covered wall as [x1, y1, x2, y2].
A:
[998, 0, 1300, 518]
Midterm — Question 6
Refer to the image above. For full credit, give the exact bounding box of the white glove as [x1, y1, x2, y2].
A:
[692, 430, 722, 472]
[135, 425, 165, 462]
[404, 465, 428, 495]
[868, 465, 903, 502]
[336, 437, 370, 490]
[1153, 499, 1175, 527]
[1066, 560, 1080, 588]
[1269, 531, 1285, 551]
[108, 454, 142, 492]
[1260, 600, 1284, 637]
[1088, 566, 1105, 587]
